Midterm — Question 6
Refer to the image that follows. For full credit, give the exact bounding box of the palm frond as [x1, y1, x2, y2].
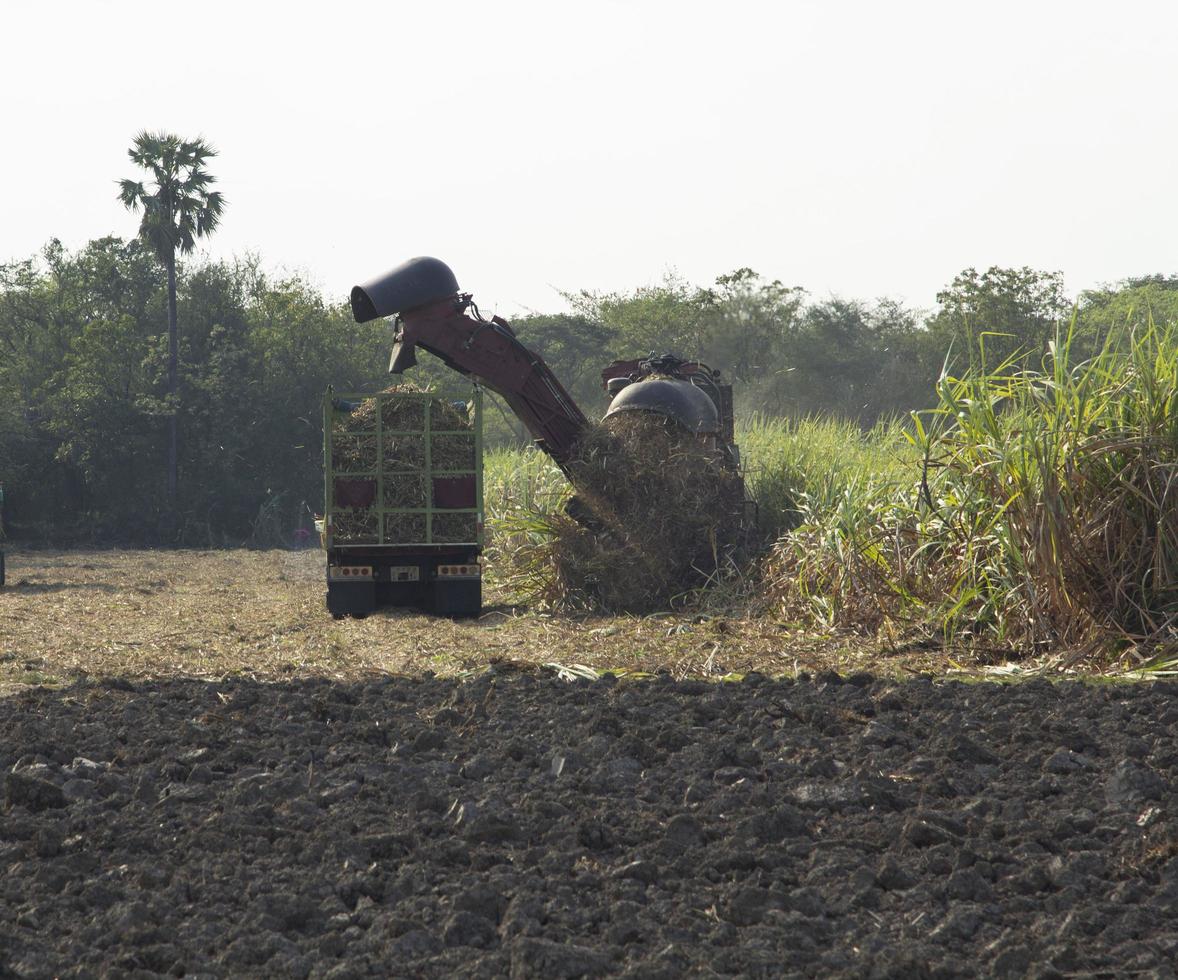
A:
[181, 169, 214, 194]
[117, 178, 146, 209]
[181, 137, 218, 166]
[118, 131, 225, 259]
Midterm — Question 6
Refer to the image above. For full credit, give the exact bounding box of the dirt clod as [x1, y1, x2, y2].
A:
[4, 772, 66, 812]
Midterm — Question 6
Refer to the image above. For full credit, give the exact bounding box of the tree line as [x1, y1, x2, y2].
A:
[3, 238, 1174, 545]
[0, 238, 389, 543]
[2, 237, 1168, 544]
[505, 266, 1178, 432]
[7, 128, 1173, 546]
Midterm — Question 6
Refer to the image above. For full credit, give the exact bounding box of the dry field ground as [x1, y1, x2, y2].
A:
[0, 549, 948, 693]
[6, 550, 1178, 978]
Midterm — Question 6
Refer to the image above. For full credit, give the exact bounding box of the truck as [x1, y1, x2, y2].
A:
[321, 385, 483, 618]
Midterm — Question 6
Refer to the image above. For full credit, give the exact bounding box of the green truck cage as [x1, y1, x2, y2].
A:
[323, 385, 483, 548]
[322, 385, 484, 617]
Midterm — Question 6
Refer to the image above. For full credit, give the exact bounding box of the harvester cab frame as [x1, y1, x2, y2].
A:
[349, 256, 742, 473]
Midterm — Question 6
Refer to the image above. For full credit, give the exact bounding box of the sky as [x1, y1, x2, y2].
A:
[4, 0, 1177, 317]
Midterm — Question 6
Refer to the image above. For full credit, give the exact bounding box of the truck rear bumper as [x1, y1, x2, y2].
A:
[325, 550, 482, 618]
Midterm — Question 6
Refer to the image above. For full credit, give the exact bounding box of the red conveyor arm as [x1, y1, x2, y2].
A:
[391, 295, 589, 471]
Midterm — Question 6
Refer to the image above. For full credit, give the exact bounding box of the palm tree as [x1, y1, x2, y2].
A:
[118, 131, 225, 515]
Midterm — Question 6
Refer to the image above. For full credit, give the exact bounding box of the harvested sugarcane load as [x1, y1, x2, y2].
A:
[330, 382, 473, 476]
[512, 412, 747, 612]
[322, 384, 483, 618]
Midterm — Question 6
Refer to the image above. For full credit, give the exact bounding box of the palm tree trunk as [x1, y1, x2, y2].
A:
[166, 252, 178, 514]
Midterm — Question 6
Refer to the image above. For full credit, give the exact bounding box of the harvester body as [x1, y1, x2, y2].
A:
[350, 257, 742, 472]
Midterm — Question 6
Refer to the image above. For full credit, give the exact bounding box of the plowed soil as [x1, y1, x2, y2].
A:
[3, 671, 1177, 978]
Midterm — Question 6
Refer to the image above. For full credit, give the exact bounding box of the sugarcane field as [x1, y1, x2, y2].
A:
[3, 549, 1178, 977]
[7, 4, 1178, 977]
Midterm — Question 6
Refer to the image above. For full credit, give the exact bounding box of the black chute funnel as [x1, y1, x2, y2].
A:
[350, 256, 460, 322]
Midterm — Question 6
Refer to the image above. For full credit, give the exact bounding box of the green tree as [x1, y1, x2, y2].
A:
[0, 237, 167, 533]
[702, 268, 805, 384]
[928, 266, 1069, 370]
[0, 239, 390, 541]
[747, 296, 937, 424]
[780, 298, 883, 420]
[565, 272, 714, 359]
[118, 131, 225, 515]
[1077, 275, 1178, 352]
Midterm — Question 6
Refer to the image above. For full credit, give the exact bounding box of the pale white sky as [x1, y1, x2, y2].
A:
[4, 0, 1176, 316]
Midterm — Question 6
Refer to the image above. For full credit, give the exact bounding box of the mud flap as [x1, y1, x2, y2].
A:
[327, 580, 375, 618]
[432, 578, 481, 618]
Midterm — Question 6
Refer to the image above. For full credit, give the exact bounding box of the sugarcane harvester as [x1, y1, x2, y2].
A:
[329, 256, 744, 617]
[351, 256, 741, 471]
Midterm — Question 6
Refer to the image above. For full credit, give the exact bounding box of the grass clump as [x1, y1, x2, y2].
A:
[739, 414, 913, 542]
[484, 324, 1178, 666]
[763, 320, 1178, 664]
